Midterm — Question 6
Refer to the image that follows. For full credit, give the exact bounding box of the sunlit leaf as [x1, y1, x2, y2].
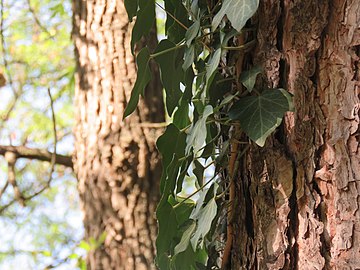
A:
[191, 198, 217, 250]
[174, 221, 196, 255]
[212, 0, 259, 32]
[185, 20, 200, 47]
[186, 105, 213, 156]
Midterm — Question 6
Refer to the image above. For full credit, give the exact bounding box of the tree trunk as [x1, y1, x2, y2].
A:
[72, 1, 164, 269]
[232, 0, 360, 269]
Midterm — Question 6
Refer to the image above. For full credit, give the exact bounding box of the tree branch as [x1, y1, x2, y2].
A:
[0, 145, 73, 168]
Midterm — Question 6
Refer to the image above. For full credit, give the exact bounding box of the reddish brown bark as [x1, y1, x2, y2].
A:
[72, 0, 164, 269]
[232, 0, 360, 269]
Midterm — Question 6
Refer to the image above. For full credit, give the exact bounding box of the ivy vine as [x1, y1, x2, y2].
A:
[124, 0, 293, 269]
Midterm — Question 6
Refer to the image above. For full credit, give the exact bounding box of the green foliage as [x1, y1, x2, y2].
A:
[0, 0, 81, 269]
[212, 0, 259, 32]
[125, 0, 293, 268]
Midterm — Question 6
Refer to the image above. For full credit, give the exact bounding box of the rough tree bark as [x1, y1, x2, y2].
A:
[232, 1, 360, 269]
[72, 1, 164, 269]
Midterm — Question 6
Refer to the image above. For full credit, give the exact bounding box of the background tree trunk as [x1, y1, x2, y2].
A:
[233, 0, 360, 269]
[72, 1, 164, 269]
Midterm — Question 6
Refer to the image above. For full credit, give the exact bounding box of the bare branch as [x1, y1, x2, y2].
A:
[26, 0, 53, 38]
[0, 145, 73, 168]
[5, 151, 25, 206]
[28, 88, 59, 198]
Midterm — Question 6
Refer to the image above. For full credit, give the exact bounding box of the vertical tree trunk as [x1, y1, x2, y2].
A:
[72, 1, 164, 269]
[232, 0, 360, 269]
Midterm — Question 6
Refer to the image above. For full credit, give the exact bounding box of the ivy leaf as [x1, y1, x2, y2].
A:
[123, 47, 151, 119]
[156, 201, 180, 268]
[206, 49, 221, 84]
[131, 0, 155, 53]
[173, 98, 190, 129]
[185, 20, 200, 47]
[240, 66, 263, 92]
[190, 198, 217, 250]
[186, 105, 213, 156]
[193, 159, 205, 187]
[156, 197, 194, 269]
[279, 88, 295, 111]
[124, 0, 138, 21]
[157, 124, 186, 192]
[212, 0, 259, 32]
[166, 0, 189, 43]
[182, 45, 195, 70]
[228, 89, 291, 146]
[219, 93, 238, 108]
[154, 39, 183, 115]
[164, 0, 175, 32]
[174, 221, 196, 255]
[171, 245, 207, 270]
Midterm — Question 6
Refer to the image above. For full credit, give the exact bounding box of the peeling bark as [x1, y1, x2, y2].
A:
[72, 0, 164, 269]
[232, 0, 360, 269]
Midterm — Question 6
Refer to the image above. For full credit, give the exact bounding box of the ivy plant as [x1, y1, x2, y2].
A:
[124, 0, 293, 269]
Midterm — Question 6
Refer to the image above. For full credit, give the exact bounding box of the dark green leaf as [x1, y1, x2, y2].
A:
[182, 45, 195, 70]
[166, 0, 189, 43]
[156, 197, 194, 269]
[208, 72, 231, 107]
[212, 0, 259, 32]
[156, 201, 179, 264]
[176, 156, 192, 194]
[173, 98, 190, 129]
[228, 89, 290, 146]
[124, 0, 138, 21]
[206, 49, 221, 86]
[164, 0, 175, 32]
[157, 124, 186, 192]
[193, 160, 204, 186]
[171, 245, 199, 270]
[154, 39, 183, 115]
[184, 66, 194, 102]
[123, 47, 151, 118]
[131, 0, 155, 53]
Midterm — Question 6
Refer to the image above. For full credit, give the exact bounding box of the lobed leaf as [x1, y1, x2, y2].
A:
[228, 89, 292, 146]
[212, 0, 259, 32]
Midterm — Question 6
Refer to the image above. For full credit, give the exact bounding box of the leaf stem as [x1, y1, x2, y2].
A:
[150, 43, 186, 58]
[222, 39, 256, 51]
[155, 2, 188, 30]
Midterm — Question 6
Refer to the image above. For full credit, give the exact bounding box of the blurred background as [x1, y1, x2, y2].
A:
[0, 0, 84, 269]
